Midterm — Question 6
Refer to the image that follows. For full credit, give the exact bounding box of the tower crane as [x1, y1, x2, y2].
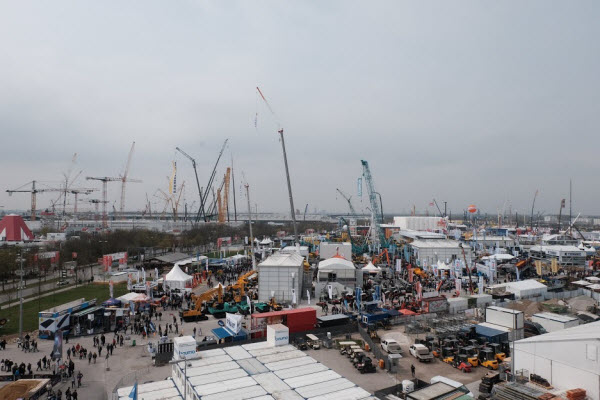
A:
[176, 146, 206, 223]
[119, 142, 142, 215]
[6, 181, 64, 221]
[361, 160, 387, 249]
[336, 188, 358, 216]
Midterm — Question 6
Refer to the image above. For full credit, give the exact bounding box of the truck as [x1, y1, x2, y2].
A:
[409, 344, 434, 363]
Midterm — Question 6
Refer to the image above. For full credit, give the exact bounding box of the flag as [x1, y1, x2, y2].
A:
[155, 268, 159, 281]
[306, 290, 310, 305]
[109, 280, 114, 298]
[515, 265, 520, 281]
[128, 382, 138, 400]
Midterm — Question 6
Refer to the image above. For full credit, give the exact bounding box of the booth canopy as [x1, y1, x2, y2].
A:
[319, 257, 356, 270]
[362, 262, 379, 272]
[164, 264, 193, 290]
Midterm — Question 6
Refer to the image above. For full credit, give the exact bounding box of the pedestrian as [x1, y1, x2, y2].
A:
[98, 346, 102, 357]
[77, 371, 82, 387]
[193, 327, 196, 338]
[411, 364, 415, 377]
[67, 348, 71, 359]
[71, 374, 76, 389]
[65, 387, 71, 400]
[175, 322, 178, 334]
[72, 389, 78, 400]
[88, 352, 92, 364]
[36, 359, 42, 371]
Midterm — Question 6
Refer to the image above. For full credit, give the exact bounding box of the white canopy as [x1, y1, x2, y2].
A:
[164, 264, 193, 290]
[584, 276, 600, 282]
[587, 284, 600, 290]
[260, 238, 273, 245]
[362, 262, 379, 273]
[572, 280, 592, 286]
[117, 292, 150, 302]
[436, 261, 450, 270]
[319, 257, 355, 271]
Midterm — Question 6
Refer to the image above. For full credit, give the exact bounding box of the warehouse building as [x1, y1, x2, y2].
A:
[257, 253, 304, 303]
[513, 321, 600, 400]
[407, 239, 473, 266]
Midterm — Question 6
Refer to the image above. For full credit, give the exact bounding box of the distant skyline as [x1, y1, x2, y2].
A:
[1, 1, 599, 217]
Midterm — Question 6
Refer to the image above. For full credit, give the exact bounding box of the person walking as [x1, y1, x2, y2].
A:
[411, 364, 415, 378]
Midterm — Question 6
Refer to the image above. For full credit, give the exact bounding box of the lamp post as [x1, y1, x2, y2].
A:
[18, 251, 25, 340]
[170, 356, 191, 399]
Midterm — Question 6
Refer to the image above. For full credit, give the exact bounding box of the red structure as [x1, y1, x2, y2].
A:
[0, 215, 34, 242]
[251, 308, 316, 337]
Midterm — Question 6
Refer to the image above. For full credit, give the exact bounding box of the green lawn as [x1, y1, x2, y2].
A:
[0, 282, 128, 336]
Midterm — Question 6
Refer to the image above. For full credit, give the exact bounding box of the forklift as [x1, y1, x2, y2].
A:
[462, 346, 479, 367]
[489, 343, 506, 361]
[453, 353, 473, 373]
[478, 348, 499, 370]
[441, 347, 455, 364]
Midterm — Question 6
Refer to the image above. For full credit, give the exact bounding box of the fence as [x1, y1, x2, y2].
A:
[111, 366, 152, 400]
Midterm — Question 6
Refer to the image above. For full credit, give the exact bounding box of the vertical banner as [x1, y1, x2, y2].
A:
[355, 287, 362, 311]
[395, 259, 402, 273]
[455, 278, 462, 295]
[291, 289, 297, 305]
[52, 330, 63, 361]
[416, 281, 422, 301]
[142, 267, 146, 283]
[357, 177, 362, 197]
[127, 274, 132, 290]
[408, 268, 414, 283]
[327, 285, 333, 299]
[155, 268, 159, 281]
[306, 290, 310, 305]
[478, 276, 484, 294]
[515, 265, 520, 281]
[109, 280, 114, 298]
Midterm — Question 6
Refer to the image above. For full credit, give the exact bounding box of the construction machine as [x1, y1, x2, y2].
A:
[453, 354, 473, 373]
[478, 348, 499, 370]
[181, 284, 223, 322]
[441, 347, 455, 364]
[489, 343, 506, 361]
[462, 346, 479, 367]
[268, 297, 283, 311]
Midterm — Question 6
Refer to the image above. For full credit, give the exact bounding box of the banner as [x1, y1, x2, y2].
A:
[478, 276, 484, 294]
[306, 290, 310, 305]
[416, 281, 422, 300]
[142, 267, 146, 283]
[327, 285, 333, 299]
[39, 251, 60, 264]
[51, 330, 63, 361]
[355, 287, 362, 311]
[357, 177, 362, 197]
[155, 268, 159, 281]
[395, 259, 402, 273]
[408, 268, 414, 283]
[109, 280, 114, 298]
[291, 289, 297, 305]
[455, 278, 462, 295]
[127, 274, 132, 290]
[515, 265, 520, 281]
[225, 313, 242, 334]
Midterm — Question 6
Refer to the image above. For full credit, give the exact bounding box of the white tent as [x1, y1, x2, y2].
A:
[586, 284, 600, 291]
[362, 262, 379, 273]
[482, 254, 515, 262]
[164, 264, 193, 290]
[260, 238, 273, 246]
[436, 261, 451, 270]
[584, 276, 600, 282]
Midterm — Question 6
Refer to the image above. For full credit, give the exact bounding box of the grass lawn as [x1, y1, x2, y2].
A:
[0, 282, 128, 336]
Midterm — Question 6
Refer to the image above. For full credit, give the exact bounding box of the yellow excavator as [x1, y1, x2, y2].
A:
[181, 284, 223, 322]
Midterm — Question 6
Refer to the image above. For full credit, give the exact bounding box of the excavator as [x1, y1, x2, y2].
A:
[180, 284, 223, 322]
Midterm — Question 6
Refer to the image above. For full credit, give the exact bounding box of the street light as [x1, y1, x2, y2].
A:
[170, 356, 192, 399]
[18, 250, 25, 340]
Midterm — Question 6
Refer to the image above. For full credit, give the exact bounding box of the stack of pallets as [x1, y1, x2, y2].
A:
[566, 389, 586, 400]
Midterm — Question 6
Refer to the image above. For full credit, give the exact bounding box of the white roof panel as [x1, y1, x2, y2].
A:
[307, 386, 372, 400]
[192, 376, 257, 397]
[197, 348, 227, 358]
[225, 345, 253, 360]
[118, 379, 176, 396]
[271, 390, 305, 400]
[201, 384, 267, 400]
[256, 350, 306, 364]
[249, 344, 296, 357]
[274, 362, 328, 379]
[238, 358, 270, 375]
[265, 355, 317, 371]
[186, 354, 232, 368]
[253, 372, 292, 394]
[186, 361, 239, 377]
[284, 370, 340, 388]
[295, 378, 355, 398]
[517, 320, 600, 343]
[242, 341, 272, 351]
[188, 368, 247, 387]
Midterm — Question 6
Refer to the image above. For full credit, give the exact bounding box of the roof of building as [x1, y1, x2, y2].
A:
[258, 252, 304, 267]
[318, 257, 356, 270]
[250, 307, 316, 320]
[151, 252, 191, 264]
[410, 239, 464, 249]
[407, 382, 458, 400]
[532, 312, 579, 323]
[516, 320, 600, 343]
[488, 306, 523, 315]
[0, 214, 34, 241]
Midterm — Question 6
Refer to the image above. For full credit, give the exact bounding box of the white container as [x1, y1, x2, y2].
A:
[173, 335, 197, 361]
[532, 312, 580, 332]
[267, 324, 289, 347]
[402, 380, 415, 393]
[486, 306, 524, 329]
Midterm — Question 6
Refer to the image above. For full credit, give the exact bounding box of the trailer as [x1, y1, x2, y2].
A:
[485, 306, 524, 330]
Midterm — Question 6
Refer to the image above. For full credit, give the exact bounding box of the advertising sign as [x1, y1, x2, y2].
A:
[225, 313, 242, 334]
[51, 330, 63, 361]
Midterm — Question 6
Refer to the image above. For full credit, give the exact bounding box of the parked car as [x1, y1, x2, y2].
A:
[294, 337, 308, 350]
[57, 280, 70, 286]
[381, 339, 402, 354]
[409, 344, 434, 363]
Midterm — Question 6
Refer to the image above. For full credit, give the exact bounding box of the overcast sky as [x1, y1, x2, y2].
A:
[1, 1, 599, 218]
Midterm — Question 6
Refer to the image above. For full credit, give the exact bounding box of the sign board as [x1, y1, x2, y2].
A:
[173, 336, 197, 361]
[266, 324, 289, 347]
[225, 313, 242, 334]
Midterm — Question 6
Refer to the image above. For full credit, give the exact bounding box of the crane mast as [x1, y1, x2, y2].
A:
[176, 146, 206, 222]
[361, 160, 385, 249]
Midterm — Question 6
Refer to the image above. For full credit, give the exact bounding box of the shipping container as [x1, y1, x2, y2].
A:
[251, 308, 317, 337]
[532, 312, 580, 332]
[486, 306, 524, 329]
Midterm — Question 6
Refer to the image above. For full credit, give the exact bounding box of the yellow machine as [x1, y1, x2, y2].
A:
[478, 348, 499, 370]
[181, 284, 223, 321]
[443, 356, 454, 364]
[268, 297, 282, 311]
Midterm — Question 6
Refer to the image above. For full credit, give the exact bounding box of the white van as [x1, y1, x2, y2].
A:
[430, 376, 473, 397]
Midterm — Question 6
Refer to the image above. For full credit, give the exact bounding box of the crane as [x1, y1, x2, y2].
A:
[303, 203, 308, 221]
[222, 167, 231, 223]
[336, 188, 357, 216]
[119, 142, 142, 216]
[68, 188, 96, 217]
[361, 160, 387, 249]
[175, 146, 206, 223]
[195, 139, 228, 222]
[86, 177, 120, 228]
[6, 181, 64, 221]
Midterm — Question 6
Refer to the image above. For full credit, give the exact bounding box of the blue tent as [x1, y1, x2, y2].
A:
[211, 327, 248, 342]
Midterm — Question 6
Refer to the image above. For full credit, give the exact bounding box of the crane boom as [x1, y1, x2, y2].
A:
[196, 139, 228, 222]
[176, 146, 206, 221]
[336, 188, 357, 216]
[361, 160, 386, 248]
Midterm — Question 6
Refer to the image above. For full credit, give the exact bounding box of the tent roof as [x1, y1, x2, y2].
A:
[165, 264, 193, 282]
[586, 284, 600, 290]
[572, 280, 592, 286]
[516, 320, 600, 343]
[151, 252, 191, 264]
[258, 252, 304, 267]
[0, 215, 34, 241]
[318, 257, 355, 270]
[584, 276, 600, 282]
[362, 262, 378, 271]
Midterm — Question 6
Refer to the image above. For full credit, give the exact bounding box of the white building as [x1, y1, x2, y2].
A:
[513, 321, 600, 400]
[487, 279, 547, 300]
[531, 312, 580, 333]
[257, 253, 304, 303]
[408, 239, 472, 265]
[393, 216, 448, 231]
[315, 256, 358, 300]
[529, 245, 586, 267]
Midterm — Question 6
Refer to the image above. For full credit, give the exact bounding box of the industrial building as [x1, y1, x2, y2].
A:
[513, 321, 600, 400]
[531, 312, 580, 332]
[486, 279, 548, 300]
[257, 253, 304, 303]
[406, 239, 473, 266]
[529, 245, 587, 267]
